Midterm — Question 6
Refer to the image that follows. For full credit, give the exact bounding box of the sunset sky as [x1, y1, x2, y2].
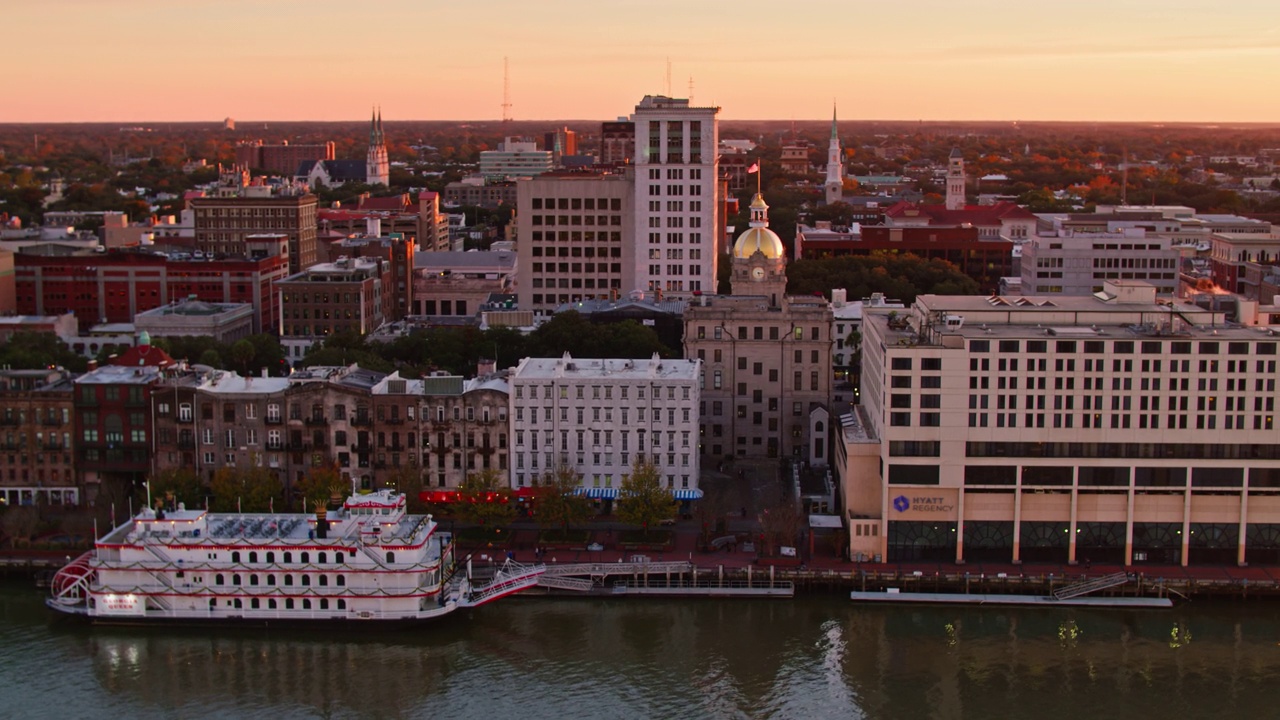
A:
[8, 0, 1280, 123]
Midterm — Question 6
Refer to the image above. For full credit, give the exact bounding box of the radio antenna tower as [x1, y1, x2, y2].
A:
[665, 58, 672, 96]
[502, 57, 513, 123]
[687, 76, 694, 104]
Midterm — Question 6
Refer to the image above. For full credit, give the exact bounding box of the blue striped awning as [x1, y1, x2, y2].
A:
[575, 487, 619, 499]
[673, 489, 704, 500]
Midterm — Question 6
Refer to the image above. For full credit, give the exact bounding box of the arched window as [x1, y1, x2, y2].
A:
[268, 599, 277, 610]
[266, 552, 275, 563]
[249, 551, 258, 563]
[386, 552, 395, 563]
[318, 552, 327, 564]
[336, 575, 345, 587]
[232, 574, 241, 585]
[234, 599, 242, 609]
[302, 599, 311, 610]
[215, 574, 225, 585]
[815, 421, 824, 432]
[249, 574, 259, 586]
[284, 575, 293, 586]
[337, 599, 346, 610]
[319, 575, 328, 586]
[267, 575, 275, 586]
[231, 551, 241, 563]
[320, 599, 329, 610]
[301, 552, 309, 564]
[302, 575, 311, 587]
[251, 598, 260, 609]
[283, 552, 292, 564]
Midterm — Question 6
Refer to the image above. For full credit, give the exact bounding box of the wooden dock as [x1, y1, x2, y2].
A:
[850, 590, 1172, 609]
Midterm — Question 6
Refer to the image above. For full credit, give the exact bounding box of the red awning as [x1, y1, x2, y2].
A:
[420, 490, 462, 504]
[515, 486, 551, 499]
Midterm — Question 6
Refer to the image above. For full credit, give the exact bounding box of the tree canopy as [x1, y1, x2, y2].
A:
[616, 460, 678, 537]
[533, 465, 593, 532]
[785, 255, 980, 304]
[0, 332, 88, 372]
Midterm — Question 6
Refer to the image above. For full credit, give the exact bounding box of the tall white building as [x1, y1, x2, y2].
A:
[508, 354, 702, 505]
[631, 95, 720, 300]
[1021, 228, 1181, 296]
[844, 280, 1280, 567]
[479, 137, 554, 181]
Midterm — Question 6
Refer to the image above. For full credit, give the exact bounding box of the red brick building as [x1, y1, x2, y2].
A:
[15, 251, 288, 334]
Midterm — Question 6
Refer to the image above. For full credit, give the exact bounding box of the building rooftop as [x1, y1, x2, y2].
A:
[75, 364, 163, 385]
[201, 370, 291, 395]
[513, 354, 699, 382]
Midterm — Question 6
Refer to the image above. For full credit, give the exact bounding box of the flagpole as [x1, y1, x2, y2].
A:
[756, 159, 761, 195]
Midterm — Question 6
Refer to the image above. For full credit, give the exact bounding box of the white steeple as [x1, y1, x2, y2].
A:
[824, 103, 843, 205]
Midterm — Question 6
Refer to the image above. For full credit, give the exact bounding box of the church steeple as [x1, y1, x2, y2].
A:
[824, 102, 843, 205]
[366, 105, 390, 187]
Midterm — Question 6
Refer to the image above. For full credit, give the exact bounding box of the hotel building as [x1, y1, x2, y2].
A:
[846, 280, 1280, 567]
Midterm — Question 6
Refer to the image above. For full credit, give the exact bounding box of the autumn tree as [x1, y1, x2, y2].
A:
[534, 464, 592, 534]
[294, 463, 345, 512]
[209, 464, 284, 513]
[148, 468, 204, 510]
[616, 460, 678, 538]
[456, 468, 516, 528]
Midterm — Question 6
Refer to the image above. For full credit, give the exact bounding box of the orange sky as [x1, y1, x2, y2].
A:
[7, 0, 1280, 123]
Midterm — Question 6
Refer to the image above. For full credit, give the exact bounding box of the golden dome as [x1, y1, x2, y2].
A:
[733, 227, 785, 259]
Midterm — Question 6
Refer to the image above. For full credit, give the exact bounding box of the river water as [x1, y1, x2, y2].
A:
[3, 582, 1279, 719]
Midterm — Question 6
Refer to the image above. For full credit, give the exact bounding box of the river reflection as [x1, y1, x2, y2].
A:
[4, 584, 1280, 719]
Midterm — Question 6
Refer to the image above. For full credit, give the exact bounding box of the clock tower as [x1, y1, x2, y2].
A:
[730, 192, 788, 306]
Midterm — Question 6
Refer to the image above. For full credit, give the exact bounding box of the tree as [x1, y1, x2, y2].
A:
[455, 468, 516, 528]
[616, 460, 678, 539]
[229, 339, 256, 373]
[294, 463, 345, 512]
[1, 505, 40, 547]
[534, 464, 592, 533]
[0, 332, 87, 372]
[148, 468, 204, 510]
[208, 465, 283, 513]
[198, 348, 223, 368]
[388, 464, 427, 512]
[759, 501, 804, 558]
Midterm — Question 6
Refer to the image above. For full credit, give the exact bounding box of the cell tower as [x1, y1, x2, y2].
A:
[502, 57, 513, 123]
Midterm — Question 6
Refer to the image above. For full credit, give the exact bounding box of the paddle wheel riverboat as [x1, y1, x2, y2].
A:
[47, 489, 543, 624]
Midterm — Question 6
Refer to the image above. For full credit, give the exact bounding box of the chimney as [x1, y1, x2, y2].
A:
[87, 359, 98, 371]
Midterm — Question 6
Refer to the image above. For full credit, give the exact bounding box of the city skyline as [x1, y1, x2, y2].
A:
[8, 0, 1280, 124]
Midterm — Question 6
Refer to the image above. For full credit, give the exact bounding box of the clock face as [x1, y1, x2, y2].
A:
[751, 267, 765, 280]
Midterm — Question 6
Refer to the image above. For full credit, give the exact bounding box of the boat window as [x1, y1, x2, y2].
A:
[386, 552, 395, 563]
[266, 552, 275, 563]
[337, 599, 346, 610]
[319, 552, 327, 564]
[249, 552, 258, 563]
[249, 574, 259, 586]
[215, 574, 224, 586]
[320, 599, 329, 610]
[232, 551, 241, 563]
[284, 552, 292, 564]
[234, 599, 242, 609]
[336, 575, 345, 587]
[302, 575, 310, 586]
[251, 598, 260, 609]
[286, 599, 294, 609]
[284, 575, 293, 586]
[209, 599, 216, 609]
[301, 552, 309, 564]
[303, 599, 312, 610]
[319, 575, 328, 586]
[268, 599, 277, 610]
[266, 575, 275, 586]
[233, 574, 241, 585]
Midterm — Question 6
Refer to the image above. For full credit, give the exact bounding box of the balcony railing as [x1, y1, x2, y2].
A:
[351, 416, 373, 427]
[305, 416, 328, 427]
